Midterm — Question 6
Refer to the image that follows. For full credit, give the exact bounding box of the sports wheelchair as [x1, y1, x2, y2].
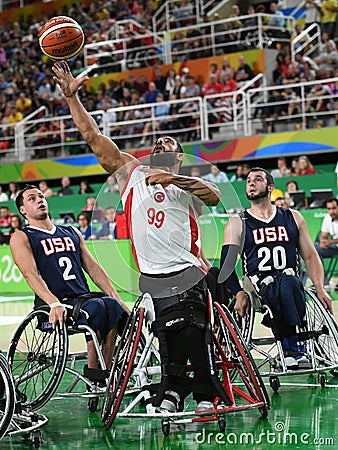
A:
[233, 277, 338, 392]
[101, 293, 270, 436]
[6, 302, 113, 414]
[0, 351, 47, 448]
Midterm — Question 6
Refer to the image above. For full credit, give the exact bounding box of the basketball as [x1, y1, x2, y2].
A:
[39, 16, 85, 61]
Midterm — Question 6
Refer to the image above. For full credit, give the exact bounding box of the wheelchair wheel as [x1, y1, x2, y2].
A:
[7, 308, 68, 411]
[214, 302, 269, 416]
[227, 294, 254, 346]
[304, 289, 338, 366]
[102, 305, 144, 429]
[0, 353, 16, 439]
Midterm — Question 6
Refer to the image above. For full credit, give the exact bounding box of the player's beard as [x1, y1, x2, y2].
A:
[150, 152, 178, 169]
[246, 185, 269, 201]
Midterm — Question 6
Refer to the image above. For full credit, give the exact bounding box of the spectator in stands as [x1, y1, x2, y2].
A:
[145, 81, 161, 104]
[0, 205, 13, 229]
[190, 166, 201, 177]
[219, 71, 238, 93]
[77, 212, 97, 241]
[221, 57, 235, 79]
[282, 86, 301, 116]
[83, 196, 105, 222]
[164, 68, 177, 99]
[284, 180, 300, 208]
[273, 53, 290, 85]
[298, 155, 316, 175]
[8, 182, 20, 201]
[104, 175, 119, 193]
[274, 197, 287, 207]
[314, 197, 338, 287]
[172, 75, 184, 99]
[38, 180, 53, 198]
[320, 0, 338, 38]
[230, 163, 250, 182]
[0, 186, 9, 202]
[7, 105, 23, 133]
[282, 61, 302, 85]
[305, 80, 332, 113]
[97, 207, 118, 240]
[214, 14, 229, 53]
[314, 40, 338, 73]
[305, 0, 322, 35]
[235, 55, 254, 88]
[15, 92, 32, 117]
[201, 73, 222, 97]
[253, 88, 284, 119]
[79, 179, 94, 195]
[139, 93, 171, 147]
[57, 176, 74, 196]
[202, 164, 229, 183]
[267, 2, 286, 31]
[185, 75, 201, 98]
[8, 213, 23, 238]
[291, 24, 312, 53]
[270, 157, 291, 178]
[172, 0, 194, 27]
[227, 4, 243, 43]
[290, 158, 300, 176]
[300, 60, 317, 82]
[152, 66, 166, 92]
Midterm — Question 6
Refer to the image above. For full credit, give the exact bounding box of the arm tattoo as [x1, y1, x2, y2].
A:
[171, 176, 219, 205]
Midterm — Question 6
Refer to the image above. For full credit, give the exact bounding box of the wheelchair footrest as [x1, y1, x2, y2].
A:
[83, 365, 109, 381]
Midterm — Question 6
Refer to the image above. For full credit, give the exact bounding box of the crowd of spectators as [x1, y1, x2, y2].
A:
[0, 1, 333, 152]
[0, 1, 338, 155]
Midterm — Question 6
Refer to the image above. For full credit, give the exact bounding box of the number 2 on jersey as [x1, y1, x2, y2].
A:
[147, 207, 165, 228]
[59, 256, 76, 280]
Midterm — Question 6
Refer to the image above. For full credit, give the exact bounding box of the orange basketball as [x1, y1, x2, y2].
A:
[39, 16, 85, 61]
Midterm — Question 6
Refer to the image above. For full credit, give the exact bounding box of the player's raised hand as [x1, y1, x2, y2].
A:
[140, 167, 173, 186]
[52, 61, 88, 98]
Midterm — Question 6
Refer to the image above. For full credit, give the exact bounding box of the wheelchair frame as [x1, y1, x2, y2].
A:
[237, 282, 338, 392]
[101, 293, 270, 436]
[0, 352, 48, 448]
[7, 306, 109, 413]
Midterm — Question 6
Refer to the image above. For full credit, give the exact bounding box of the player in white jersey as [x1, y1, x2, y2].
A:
[53, 61, 222, 413]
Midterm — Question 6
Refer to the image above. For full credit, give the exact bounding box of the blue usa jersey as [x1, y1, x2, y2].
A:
[241, 207, 300, 281]
[22, 225, 89, 300]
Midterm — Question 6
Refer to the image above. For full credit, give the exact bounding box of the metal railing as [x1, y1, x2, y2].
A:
[83, 13, 295, 73]
[83, 30, 167, 73]
[2, 76, 337, 163]
[291, 23, 321, 62]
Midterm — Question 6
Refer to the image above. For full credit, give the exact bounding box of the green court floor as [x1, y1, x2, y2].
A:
[1, 294, 338, 450]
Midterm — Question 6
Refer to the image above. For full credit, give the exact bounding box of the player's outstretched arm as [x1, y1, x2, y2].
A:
[10, 231, 67, 328]
[52, 61, 136, 178]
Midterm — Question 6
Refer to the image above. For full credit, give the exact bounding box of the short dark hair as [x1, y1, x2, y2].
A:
[247, 167, 274, 186]
[286, 180, 299, 190]
[15, 184, 38, 212]
[326, 197, 338, 206]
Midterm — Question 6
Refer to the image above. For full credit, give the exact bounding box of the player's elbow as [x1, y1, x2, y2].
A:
[204, 191, 221, 206]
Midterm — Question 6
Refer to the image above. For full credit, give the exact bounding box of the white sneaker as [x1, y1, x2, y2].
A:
[196, 400, 214, 412]
[159, 390, 180, 413]
[284, 356, 298, 370]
